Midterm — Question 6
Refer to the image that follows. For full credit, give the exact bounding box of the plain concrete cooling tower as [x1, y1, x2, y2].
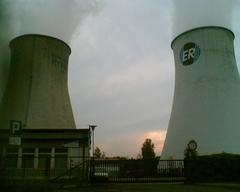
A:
[161, 27, 240, 159]
[0, 34, 76, 129]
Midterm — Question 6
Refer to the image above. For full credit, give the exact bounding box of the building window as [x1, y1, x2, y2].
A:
[55, 148, 67, 154]
[22, 155, 34, 169]
[6, 154, 18, 168]
[55, 155, 67, 175]
[39, 148, 51, 154]
[38, 155, 51, 169]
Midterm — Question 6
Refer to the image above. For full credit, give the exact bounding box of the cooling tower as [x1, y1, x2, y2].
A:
[161, 26, 240, 159]
[0, 34, 76, 129]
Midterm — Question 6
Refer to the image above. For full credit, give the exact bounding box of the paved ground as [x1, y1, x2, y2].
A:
[3, 182, 240, 192]
[56, 183, 240, 192]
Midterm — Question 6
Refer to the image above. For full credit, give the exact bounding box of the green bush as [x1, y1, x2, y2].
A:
[188, 153, 240, 182]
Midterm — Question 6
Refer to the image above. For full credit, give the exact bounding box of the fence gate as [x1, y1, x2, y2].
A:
[90, 159, 185, 183]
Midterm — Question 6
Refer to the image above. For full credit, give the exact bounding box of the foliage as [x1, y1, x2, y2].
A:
[141, 138, 156, 160]
[94, 147, 106, 159]
[105, 156, 128, 160]
[189, 153, 240, 182]
[136, 153, 142, 159]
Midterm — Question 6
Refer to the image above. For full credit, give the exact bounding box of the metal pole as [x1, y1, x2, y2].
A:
[89, 125, 97, 182]
[92, 129, 94, 158]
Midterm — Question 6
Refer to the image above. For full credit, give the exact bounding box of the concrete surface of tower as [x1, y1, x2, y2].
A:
[161, 26, 240, 159]
[0, 35, 76, 129]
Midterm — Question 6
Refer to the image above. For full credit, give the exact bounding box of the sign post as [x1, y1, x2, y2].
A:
[9, 120, 22, 146]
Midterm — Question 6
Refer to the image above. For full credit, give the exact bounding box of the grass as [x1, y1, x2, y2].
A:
[1, 180, 54, 192]
[2, 182, 240, 192]
[61, 183, 240, 192]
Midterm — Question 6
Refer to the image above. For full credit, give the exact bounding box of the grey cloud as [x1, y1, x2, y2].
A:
[68, 1, 174, 156]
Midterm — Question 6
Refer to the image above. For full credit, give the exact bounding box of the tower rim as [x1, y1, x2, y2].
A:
[9, 34, 71, 54]
[171, 26, 235, 49]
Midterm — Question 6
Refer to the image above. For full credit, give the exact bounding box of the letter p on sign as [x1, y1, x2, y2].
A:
[10, 120, 22, 136]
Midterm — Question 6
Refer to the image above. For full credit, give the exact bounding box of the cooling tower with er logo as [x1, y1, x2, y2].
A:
[161, 26, 240, 159]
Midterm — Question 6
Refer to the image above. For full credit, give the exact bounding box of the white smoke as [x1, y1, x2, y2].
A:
[172, 0, 240, 68]
[7, 0, 99, 43]
[0, 0, 100, 103]
[172, 0, 239, 37]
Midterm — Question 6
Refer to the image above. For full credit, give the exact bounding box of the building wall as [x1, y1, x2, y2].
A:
[162, 27, 240, 159]
[1, 144, 89, 179]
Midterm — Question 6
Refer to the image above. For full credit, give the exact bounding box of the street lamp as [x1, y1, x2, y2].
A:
[89, 125, 97, 182]
[89, 125, 97, 157]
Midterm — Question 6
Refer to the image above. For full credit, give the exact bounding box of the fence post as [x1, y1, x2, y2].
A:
[184, 158, 195, 184]
[23, 158, 26, 180]
[89, 157, 95, 183]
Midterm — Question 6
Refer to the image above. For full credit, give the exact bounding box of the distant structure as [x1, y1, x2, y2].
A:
[0, 35, 91, 180]
[0, 35, 76, 129]
[161, 26, 240, 159]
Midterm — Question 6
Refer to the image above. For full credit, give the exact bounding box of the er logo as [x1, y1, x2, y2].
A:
[180, 42, 200, 65]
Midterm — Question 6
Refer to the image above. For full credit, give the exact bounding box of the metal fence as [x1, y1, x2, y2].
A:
[1, 156, 185, 183]
[90, 159, 185, 183]
[0, 156, 90, 181]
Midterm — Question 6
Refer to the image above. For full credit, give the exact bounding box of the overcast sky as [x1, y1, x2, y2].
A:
[69, 0, 174, 157]
[1, 0, 240, 158]
[68, 0, 240, 157]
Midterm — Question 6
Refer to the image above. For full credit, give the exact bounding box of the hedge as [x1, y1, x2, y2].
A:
[186, 153, 240, 182]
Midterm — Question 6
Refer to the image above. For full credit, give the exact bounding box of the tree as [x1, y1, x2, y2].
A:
[141, 138, 156, 160]
[94, 147, 106, 159]
[136, 153, 142, 159]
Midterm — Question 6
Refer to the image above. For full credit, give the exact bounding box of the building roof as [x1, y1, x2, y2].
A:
[0, 128, 90, 140]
